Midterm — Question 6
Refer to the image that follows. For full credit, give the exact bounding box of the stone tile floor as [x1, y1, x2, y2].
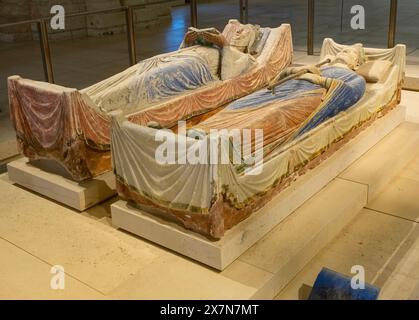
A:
[276, 162, 419, 300]
[1, 92, 419, 299]
[276, 90, 419, 300]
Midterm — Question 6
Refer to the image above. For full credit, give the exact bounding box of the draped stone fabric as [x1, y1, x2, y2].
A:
[129, 53, 215, 106]
[112, 40, 405, 238]
[8, 22, 293, 181]
[8, 77, 111, 181]
[127, 24, 293, 128]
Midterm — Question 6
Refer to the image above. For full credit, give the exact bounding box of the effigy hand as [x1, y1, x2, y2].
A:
[201, 31, 228, 48]
[297, 73, 325, 86]
[184, 30, 198, 46]
[270, 65, 319, 85]
[290, 65, 320, 75]
[268, 58, 331, 93]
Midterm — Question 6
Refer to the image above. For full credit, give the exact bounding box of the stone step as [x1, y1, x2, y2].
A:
[222, 178, 367, 299]
[3, 103, 416, 299]
[340, 121, 419, 201]
[223, 123, 419, 299]
[7, 157, 116, 211]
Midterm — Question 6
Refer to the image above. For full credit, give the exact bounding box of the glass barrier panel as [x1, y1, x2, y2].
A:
[248, 0, 307, 52]
[314, 0, 389, 53]
[49, 12, 130, 89]
[396, 0, 419, 65]
[134, 3, 190, 60]
[197, 0, 240, 32]
[0, 23, 45, 153]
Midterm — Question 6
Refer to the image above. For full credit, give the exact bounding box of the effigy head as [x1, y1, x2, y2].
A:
[229, 23, 260, 53]
[330, 44, 363, 70]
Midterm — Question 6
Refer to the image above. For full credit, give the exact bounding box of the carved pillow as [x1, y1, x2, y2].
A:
[356, 60, 392, 83]
[249, 28, 271, 56]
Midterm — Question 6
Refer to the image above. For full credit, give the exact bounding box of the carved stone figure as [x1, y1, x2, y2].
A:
[112, 39, 405, 238]
[8, 20, 293, 181]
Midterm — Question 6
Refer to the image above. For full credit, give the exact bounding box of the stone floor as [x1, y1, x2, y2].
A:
[276, 90, 419, 300]
[0, 91, 418, 299]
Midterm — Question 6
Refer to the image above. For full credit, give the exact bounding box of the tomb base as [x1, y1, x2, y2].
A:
[7, 157, 116, 211]
[112, 105, 406, 270]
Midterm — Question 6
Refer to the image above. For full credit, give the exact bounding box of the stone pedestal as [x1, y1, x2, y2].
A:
[111, 105, 406, 271]
[7, 157, 116, 211]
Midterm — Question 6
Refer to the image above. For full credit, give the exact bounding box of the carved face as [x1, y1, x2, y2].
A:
[230, 25, 253, 52]
[332, 47, 361, 70]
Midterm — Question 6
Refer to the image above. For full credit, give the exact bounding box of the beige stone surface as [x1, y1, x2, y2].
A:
[1, 106, 419, 299]
[276, 209, 419, 300]
[1, 2, 419, 300]
[0, 238, 104, 299]
[340, 121, 419, 200]
[239, 179, 366, 273]
[0, 174, 257, 299]
[230, 178, 367, 299]
[402, 90, 419, 123]
[107, 175, 369, 299]
[275, 131, 419, 299]
[292, 53, 319, 66]
[276, 116, 419, 300]
[7, 157, 116, 210]
[367, 177, 419, 222]
[367, 148, 419, 221]
[0, 154, 369, 299]
[0, 139, 17, 162]
[108, 254, 256, 300]
[0, 176, 164, 294]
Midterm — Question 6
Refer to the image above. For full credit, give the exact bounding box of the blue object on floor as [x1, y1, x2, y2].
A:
[308, 267, 380, 300]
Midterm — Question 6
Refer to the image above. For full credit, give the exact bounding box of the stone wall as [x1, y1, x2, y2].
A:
[0, 0, 32, 41]
[0, 0, 184, 42]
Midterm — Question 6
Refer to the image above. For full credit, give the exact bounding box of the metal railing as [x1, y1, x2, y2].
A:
[37, 19, 54, 83]
[388, 0, 398, 48]
[190, 0, 198, 27]
[240, 0, 249, 25]
[0, 1, 248, 84]
[307, 0, 399, 55]
[0, 0, 404, 83]
[191, 0, 400, 55]
[0, 1, 173, 84]
[307, 0, 315, 55]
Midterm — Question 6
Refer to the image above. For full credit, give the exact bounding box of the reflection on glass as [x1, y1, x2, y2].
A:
[314, 0, 389, 52]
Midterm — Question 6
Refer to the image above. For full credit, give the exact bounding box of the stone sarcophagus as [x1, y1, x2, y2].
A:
[112, 39, 406, 239]
[8, 21, 293, 181]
